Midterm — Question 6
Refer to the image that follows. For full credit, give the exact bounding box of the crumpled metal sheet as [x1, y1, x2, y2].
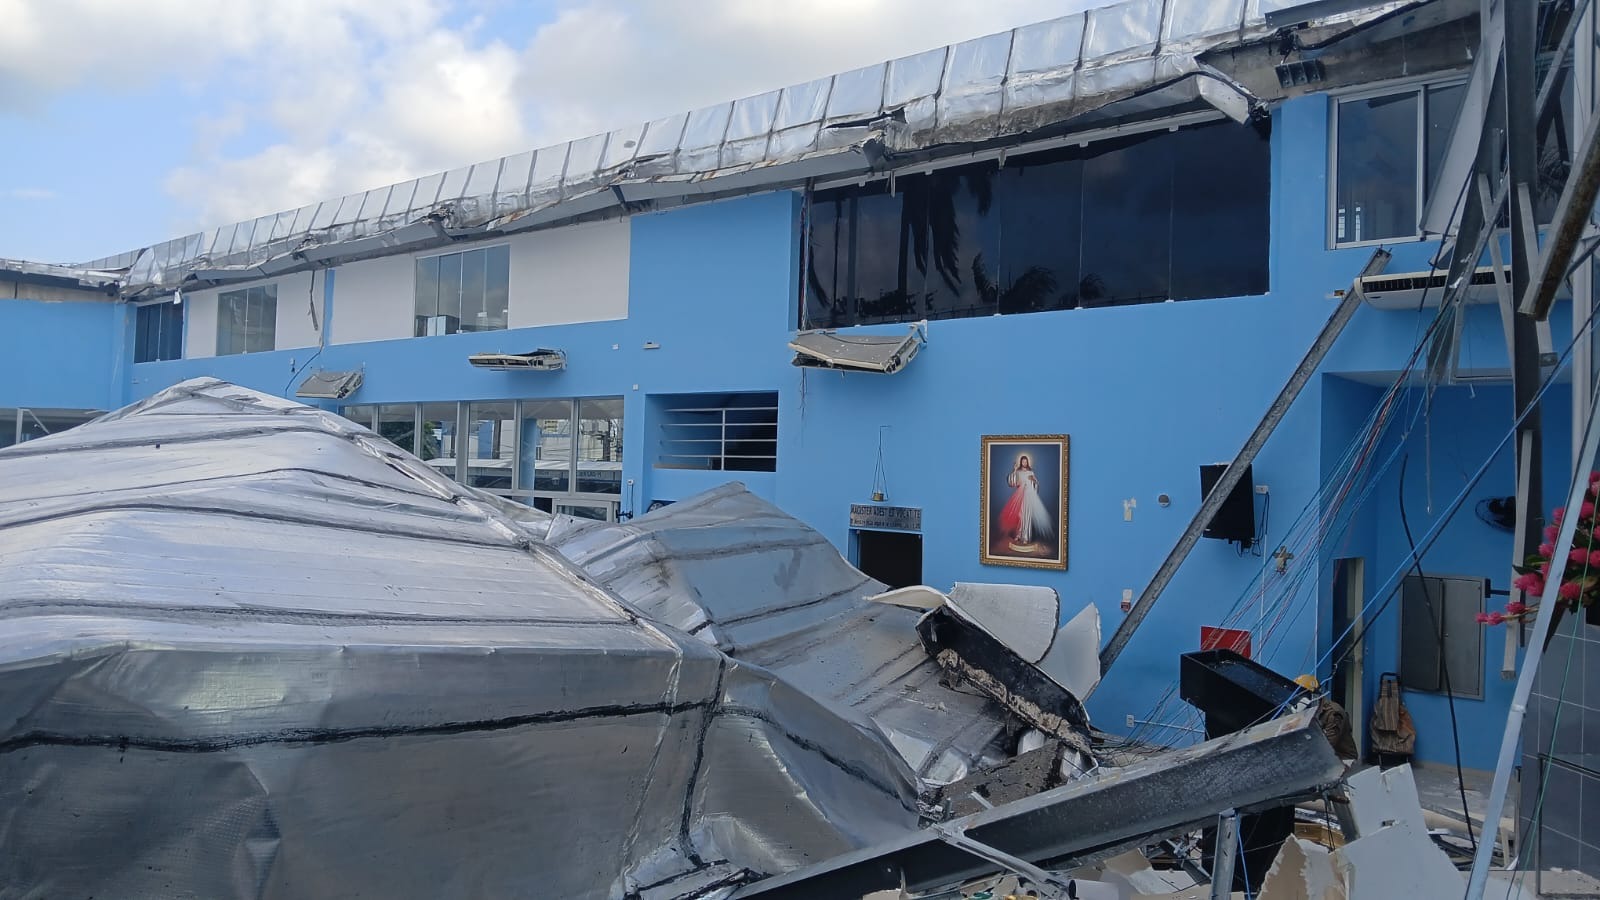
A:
[104, 0, 1415, 292]
[0, 379, 923, 900]
[532, 484, 1020, 786]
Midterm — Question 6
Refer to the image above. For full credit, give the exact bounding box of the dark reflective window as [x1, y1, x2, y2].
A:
[1172, 125, 1271, 301]
[134, 301, 183, 363]
[1335, 92, 1418, 244]
[1081, 132, 1173, 307]
[804, 194, 846, 327]
[994, 147, 1079, 314]
[803, 118, 1270, 327]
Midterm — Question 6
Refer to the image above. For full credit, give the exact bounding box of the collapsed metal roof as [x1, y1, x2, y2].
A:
[0, 379, 933, 898]
[83, 0, 1422, 296]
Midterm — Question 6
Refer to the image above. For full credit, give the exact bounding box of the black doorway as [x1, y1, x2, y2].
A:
[854, 529, 923, 589]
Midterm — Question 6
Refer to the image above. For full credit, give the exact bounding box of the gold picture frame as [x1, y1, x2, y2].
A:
[980, 434, 1069, 570]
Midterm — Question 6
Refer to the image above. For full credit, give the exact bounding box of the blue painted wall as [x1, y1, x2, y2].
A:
[0, 298, 125, 411]
[10, 92, 1576, 768]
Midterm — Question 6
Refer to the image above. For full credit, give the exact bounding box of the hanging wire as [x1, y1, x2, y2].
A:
[871, 425, 889, 500]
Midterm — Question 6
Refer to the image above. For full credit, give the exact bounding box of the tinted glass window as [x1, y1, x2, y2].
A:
[134, 301, 183, 363]
[377, 404, 417, 454]
[994, 148, 1080, 314]
[852, 185, 911, 325]
[1081, 132, 1172, 307]
[1335, 92, 1418, 243]
[1171, 124, 1271, 301]
[805, 194, 846, 327]
[803, 118, 1270, 327]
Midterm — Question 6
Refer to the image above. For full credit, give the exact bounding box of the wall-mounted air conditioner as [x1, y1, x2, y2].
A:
[1356, 267, 1572, 310]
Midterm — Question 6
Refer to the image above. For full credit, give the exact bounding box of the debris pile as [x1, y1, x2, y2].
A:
[0, 380, 1541, 898]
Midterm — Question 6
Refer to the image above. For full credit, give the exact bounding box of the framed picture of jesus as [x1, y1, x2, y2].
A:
[980, 434, 1069, 570]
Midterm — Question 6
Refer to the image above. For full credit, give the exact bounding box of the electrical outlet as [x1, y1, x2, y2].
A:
[1255, 484, 1270, 494]
[1126, 714, 1135, 729]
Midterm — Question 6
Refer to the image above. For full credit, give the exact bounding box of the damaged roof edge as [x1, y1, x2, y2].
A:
[83, 0, 1432, 296]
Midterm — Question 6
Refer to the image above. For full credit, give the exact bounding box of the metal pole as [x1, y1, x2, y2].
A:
[1099, 249, 1390, 674]
[1466, 380, 1600, 896]
[1209, 810, 1239, 900]
[1520, 91, 1600, 320]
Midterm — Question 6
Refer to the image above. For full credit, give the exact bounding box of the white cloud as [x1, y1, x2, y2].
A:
[4, 187, 56, 200]
[3, 0, 1123, 242]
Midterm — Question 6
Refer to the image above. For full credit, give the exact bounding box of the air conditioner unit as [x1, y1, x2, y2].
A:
[1355, 266, 1575, 310]
[467, 349, 566, 371]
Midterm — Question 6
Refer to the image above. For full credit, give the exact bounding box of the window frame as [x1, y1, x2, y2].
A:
[133, 298, 185, 363]
[341, 397, 625, 515]
[215, 283, 278, 355]
[413, 242, 512, 337]
[1326, 73, 1471, 250]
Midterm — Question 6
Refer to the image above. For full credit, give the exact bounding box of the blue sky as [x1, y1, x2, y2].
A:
[0, 0, 1112, 265]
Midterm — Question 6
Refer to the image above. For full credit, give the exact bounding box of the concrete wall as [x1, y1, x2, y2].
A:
[182, 270, 322, 359]
[0, 298, 125, 410]
[507, 219, 629, 329]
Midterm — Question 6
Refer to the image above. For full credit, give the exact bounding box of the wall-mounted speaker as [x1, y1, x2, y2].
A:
[1200, 463, 1256, 549]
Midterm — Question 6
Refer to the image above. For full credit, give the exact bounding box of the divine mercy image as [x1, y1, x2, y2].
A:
[980, 435, 1068, 570]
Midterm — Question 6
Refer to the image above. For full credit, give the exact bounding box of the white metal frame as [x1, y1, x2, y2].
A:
[1327, 74, 1471, 249]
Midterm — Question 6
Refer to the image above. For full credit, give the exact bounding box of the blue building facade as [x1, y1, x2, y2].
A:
[4, 2, 1588, 781]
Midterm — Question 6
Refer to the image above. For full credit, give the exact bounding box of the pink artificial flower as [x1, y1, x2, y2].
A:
[1547, 525, 1561, 542]
[1506, 601, 1528, 615]
[1475, 612, 1495, 624]
[1541, 543, 1557, 558]
[1588, 549, 1600, 567]
[1571, 548, 1589, 565]
[1584, 503, 1597, 520]
[1514, 573, 1544, 593]
[1560, 582, 1584, 601]
[1589, 471, 1600, 484]
[1489, 612, 1506, 625]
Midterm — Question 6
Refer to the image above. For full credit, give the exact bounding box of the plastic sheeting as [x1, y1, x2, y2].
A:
[99, 0, 1411, 292]
[0, 379, 928, 899]
[524, 484, 1021, 786]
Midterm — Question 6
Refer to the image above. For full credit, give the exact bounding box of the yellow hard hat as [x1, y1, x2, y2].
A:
[1294, 674, 1320, 691]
